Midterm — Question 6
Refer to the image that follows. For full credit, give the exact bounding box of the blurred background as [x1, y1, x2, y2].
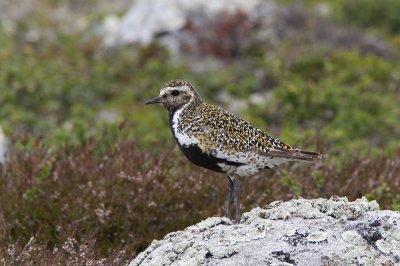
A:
[1, 0, 400, 264]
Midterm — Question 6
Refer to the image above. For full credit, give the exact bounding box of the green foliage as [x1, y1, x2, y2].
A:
[0, 33, 182, 147]
[340, 0, 400, 34]
[1, 28, 400, 153]
[279, 0, 400, 34]
[253, 50, 400, 152]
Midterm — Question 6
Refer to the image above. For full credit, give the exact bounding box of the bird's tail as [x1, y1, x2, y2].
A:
[295, 149, 323, 162]
[262, 147, 323, 162]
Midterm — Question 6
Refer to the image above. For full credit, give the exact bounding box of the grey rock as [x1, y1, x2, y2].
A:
[107, 0, 392, 62]
[130, 197, 400, 266]
[105, 0, 262, 46]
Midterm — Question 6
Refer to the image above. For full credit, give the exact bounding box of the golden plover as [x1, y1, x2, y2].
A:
[146, 79, 322, 223]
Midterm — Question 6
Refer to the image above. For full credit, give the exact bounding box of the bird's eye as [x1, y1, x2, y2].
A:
[171, 90, 180, 96]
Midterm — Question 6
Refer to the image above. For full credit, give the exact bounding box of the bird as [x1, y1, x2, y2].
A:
[145, 79, 322, 223]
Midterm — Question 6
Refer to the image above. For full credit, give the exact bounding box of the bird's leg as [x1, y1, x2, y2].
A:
[232, 176, 241, 223]
[225, 175, 234, 219]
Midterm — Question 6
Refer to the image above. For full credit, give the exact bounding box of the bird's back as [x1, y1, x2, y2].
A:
[180, 103, 289, 151]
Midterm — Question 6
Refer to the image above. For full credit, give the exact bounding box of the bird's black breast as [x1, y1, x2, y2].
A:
[177, 143, 245, 173]
[178, 144, 224, 172]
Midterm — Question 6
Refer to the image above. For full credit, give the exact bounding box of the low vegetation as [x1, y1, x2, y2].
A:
[1, 133, 400, 264]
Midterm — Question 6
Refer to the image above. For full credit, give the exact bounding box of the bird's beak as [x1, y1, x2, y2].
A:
[145, 96, 161, 105]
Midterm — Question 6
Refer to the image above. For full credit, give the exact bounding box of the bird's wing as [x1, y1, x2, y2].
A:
[191, 104, 321, 163]
[191, 105, 280, 152]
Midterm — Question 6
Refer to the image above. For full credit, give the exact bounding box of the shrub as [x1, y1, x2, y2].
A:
[1, 134, 399, 263]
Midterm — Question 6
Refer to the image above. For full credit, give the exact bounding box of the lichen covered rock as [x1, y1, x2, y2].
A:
[130, 197, 400, 266]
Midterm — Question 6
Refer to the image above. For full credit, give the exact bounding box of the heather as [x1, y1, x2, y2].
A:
[1, 0, 400, 264]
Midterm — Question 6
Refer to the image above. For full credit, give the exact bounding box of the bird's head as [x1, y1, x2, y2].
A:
[145, 80, 202, 112]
